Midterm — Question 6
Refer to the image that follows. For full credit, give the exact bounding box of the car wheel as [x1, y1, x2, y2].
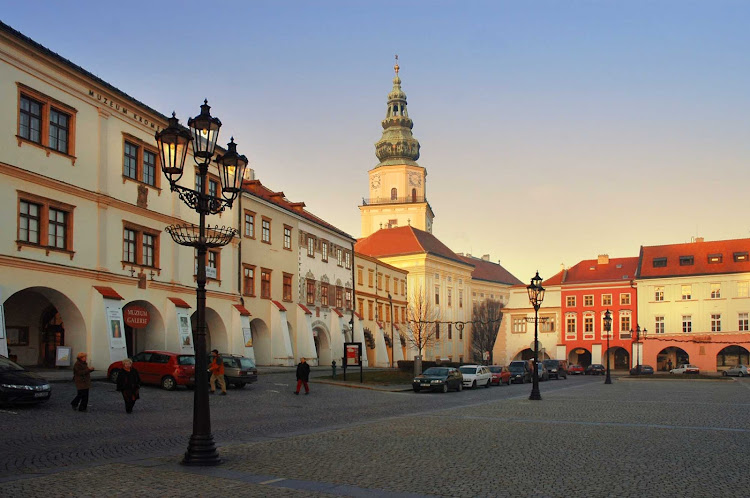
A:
[471, 381, 477, 389]
[442, 383, 448, 393]
[413, 386, 420, 392]
[109, 369, 120, 384]
[740, 372, 745, 377]
[457, 382, 463, 392]
[235, 382, 246, 389]
[161, 376, 177, 391]
[485, 379, 490, 388]
[722, 371, 728, 376]
[519, 377, 525, 384]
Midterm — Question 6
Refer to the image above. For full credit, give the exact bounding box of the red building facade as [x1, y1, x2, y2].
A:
[559, 255, 639, 369]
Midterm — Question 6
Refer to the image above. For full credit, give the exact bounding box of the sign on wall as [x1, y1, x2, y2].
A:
[105, 302, 127, 364]
[123, 305, 150, 329]
[177, 310, 194, 354]
[242, 327, 253, 348]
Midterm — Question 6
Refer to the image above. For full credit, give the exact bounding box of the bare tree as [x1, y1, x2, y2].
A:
[471, 299, 504, 364]
[404, 284, 440, 360]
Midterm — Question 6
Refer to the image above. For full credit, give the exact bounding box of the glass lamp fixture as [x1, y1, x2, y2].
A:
[155, 113, 192, 185]
[188, 100, 221, 162]
[216, 137, 248, 202]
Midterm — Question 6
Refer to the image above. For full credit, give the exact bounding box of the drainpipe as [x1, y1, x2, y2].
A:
[350, 241, 356, 343]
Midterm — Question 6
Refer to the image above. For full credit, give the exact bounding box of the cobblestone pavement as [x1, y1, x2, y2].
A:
[2, 375, 749, 497]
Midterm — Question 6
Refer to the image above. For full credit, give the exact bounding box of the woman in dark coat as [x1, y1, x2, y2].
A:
[295, 357, 311, 395]
[71, 352, 94, 412]
[116, 358, 141, 414]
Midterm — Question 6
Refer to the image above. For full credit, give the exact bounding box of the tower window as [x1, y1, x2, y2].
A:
[411, 188, 416, 202]
[391, 188, 397, 200]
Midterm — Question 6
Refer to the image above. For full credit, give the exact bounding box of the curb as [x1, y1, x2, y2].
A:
[310, 379, 412, 392]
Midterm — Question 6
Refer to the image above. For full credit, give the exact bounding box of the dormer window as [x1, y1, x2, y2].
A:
[653, 257, 667, 268]
[734, 252, 749, 262]
[679, 256, 694, 266]
[708, 254, 723, 264]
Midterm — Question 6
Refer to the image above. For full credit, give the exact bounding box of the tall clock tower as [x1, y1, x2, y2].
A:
[360, 61, 434, 237]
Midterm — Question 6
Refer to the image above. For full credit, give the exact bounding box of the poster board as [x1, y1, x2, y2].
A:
[105, 301, 127, 364]
[242, 327, 253, 348]
[177, 309, 195, 354]
[55, 346, 72, 366]
[342, 342, 363, 382]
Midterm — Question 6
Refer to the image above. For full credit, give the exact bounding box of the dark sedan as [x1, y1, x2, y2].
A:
[585, 364, 606, 375]
[412, 367, 463, 393]
[630, 364, 654, 375]
[0, 356, 51, 405]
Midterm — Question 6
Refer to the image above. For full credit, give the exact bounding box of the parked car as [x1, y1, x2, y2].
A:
[108, 351, 195, 390]
[508, 360, 532, 384]
[568, 364, 584, 375]
[489, 365, 511, 386]
[412, 367, 463, 393]
[459, 365, 491, 389]
[630, 364, 655, 375]
[220, 353, 258, 388]
[543, 359, 568, 380]
[723, 365, 749, 377]
[585, 364, 606, 375]
[534, 362, 549, 381]
[670, 364, 700, 375]
[0, 356, 51, 405]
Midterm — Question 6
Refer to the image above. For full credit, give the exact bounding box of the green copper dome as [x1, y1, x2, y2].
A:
[375, 62, 420, 166]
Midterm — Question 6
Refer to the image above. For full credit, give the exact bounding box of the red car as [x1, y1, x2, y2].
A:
[489, 365, 511, 385]
[108, 351, 195, 390]
[568, 364, 584, 375]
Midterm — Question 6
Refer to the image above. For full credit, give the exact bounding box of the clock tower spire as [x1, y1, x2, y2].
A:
[360, 58, 433, 237]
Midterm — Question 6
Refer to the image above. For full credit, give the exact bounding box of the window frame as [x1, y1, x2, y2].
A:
[654, 286, 664, 302]
[306, 279, 316, 305]
[283, 225, 292, 251]
[565, 314, 577, 340]
[583, 295, 594, 307]
[602, 294, 612, 306]
[261, 217, 271, 244]
[16, 84, 78, 163]
[620, 293, 631, 305]
[655, 316, 665, 334]
[283, 272, 293, 302]
[682, 315, 692, 333]
[739, 312, 749, 332]
[16, 191, 75, 258]
[122, 221, 161, 272]
[260, 268, 272, 299]
[307, 235, 315, 257]
[681, 284, 692, 300]
[566, 296, 576, 307]
[244, 210, 256, 239]
[242, 264, 256, 297]
[710, 283, 721, 299]
[711, 313, 722, 332]
[122, 134, 161, 190]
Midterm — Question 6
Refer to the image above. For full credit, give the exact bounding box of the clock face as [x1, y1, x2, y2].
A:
[408, 172, 422, 187]
[371, 174, 381, 189]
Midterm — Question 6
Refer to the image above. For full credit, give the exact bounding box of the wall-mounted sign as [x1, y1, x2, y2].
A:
[87, 90, 163, 132]
[345, 343, 362, 366]
[123, 305, 150, 329]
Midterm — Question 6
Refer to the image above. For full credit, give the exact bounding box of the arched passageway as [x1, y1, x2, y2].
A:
[568, 348, 592, 368]
[605, 347, 630, 370]
[514, 348, 551, 361]
[250, 318, 272, 365]
[313, 325, 332, 366]
[191, 307, 227, 353]
[657, 347, 689, 372]
[716, 345, 750, 370]
[3, 287, 86, 367]
[122, 300, 165, 357]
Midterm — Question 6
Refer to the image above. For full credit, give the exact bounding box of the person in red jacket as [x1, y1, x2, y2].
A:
[208, 349, 227, 395]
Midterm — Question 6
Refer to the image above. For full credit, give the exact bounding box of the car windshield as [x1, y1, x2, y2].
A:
[489, 367, 503, 373]
[422, 368, 448, 376]
[459, 367, 477, 374]
[543, 360, 557, 367]
[0, 356, 24, 372]
[177, 355, 195, 366]
[509, 363, 526, 371]
[239, 357, 256, 369]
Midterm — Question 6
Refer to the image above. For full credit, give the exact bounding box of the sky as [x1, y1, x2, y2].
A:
[4, 1, 750, 284]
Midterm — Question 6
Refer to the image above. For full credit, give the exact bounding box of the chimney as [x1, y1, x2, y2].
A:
[598, 254, 609, 265]
[481, 254, 490, 261]
[695, 237, 704, 243]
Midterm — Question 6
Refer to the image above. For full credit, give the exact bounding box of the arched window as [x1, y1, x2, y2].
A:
[411, 188, 417, 202]
[391, 188, 397, 200]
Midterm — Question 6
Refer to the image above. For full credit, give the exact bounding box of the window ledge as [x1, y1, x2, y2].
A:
[121, 262, 161, 275]
[121, 175, 162, 194]
[17, 136, 77, 164]
[16, 240, 75, 259]
[261, 240, 271, 245]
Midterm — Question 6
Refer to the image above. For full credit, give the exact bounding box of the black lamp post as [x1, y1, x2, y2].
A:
[388, 293, 395, 368]
[155, 101, 248, 466]
[527, 271, 545, 401]
[604, 309, 612, 384]
[632, 325, 646, 374]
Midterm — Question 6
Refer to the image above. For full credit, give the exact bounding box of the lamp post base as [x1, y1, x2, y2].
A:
[181, 434, 222, 466]
[604, 374, 612, 385]
[529, 388, 542, 400]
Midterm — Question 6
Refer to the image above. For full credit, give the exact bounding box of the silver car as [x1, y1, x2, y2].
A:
[722, 365, 748, 377]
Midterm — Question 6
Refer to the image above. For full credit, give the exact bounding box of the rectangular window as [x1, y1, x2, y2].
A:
[19, 94, 42, 144]
[358, 298, 364, 317]
[283, 226, 292, 250]
[655, 287, 664, 301]
[335, 287, 343, 308]
[377, 303, 383, 321]
[620, 293, 631, 305]
[368, 270, 374, 288]
[708, 253, 723, 264]
[655, 316, 665, 334]
[19, 200, 41, 244]
[653, 257, 667, 268]
[261, 269, 271, 299]
[244, 212, 255, 238]
[566, 316, 577, 340]
[142, 233, 154, 267]
[123, 141, 138, 179]
[48, 108, 70, 154]
[566, 296, 576, 307]
[345, 288, 352, 309]
[47, 208, 67, 249]
[336, 248, 343, 266]
[541, 316, 555, 333]
[125, 225, 160, 270]
[401, 307, 405, 323]
[123, 228, 136, 263]
[682, 315, 692, 333]
[620, 315, 631, 336]
[447, 288, 452, 307]
[448, 323, 452, 340]
[710, 283, 721, 299]
[17, 87, 77, 158]
[377, 273, 382, 290]
[681, 285, 692, 300]
[402, 280, 405, 295]
[733, 252, 748, 262]
[435, 323, 440, 339]
[321, 284, 329, 307]
[584, 295, 593, 307]
[357, 268, 363, 286]
[261, 218, 271, 243]
[602, 294, 612, 306]
[243, 265, 255, 296]
[679, 255, 694, 266]
[435, 286, 440, 305]
[584, 316, 594, 339]
[459, 291, 463, 308]
[739, 313, 749, 332]
[283, 273, 293, 301]
[123, 137, 159, 187]
[307, 236, 315, 256]
[142, 150, 156, 186]
[738, 281, 749, 298]
[368, 301, 373, 320]
[711, 314, 721, 332]
[208, 178, 218, 199]
[207, 250, 219, 280]
[306, 279, 315, 305]
[385, 275, 390, 293]
[512, 317, 526, 333]
[322, 241, 328, 262]
[195, 174, 203, 193]
[345, 251, 351, 269]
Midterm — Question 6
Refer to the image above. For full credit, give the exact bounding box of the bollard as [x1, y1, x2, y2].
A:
[331, 360, 337, 378]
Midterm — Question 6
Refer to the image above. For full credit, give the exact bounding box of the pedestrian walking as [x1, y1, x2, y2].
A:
[208, 349, 227, 395]
[116, 358, 141, 414]
[71, 352, 94, 412]
[667, 359, 673, 371]
[295, 357, 311, 395]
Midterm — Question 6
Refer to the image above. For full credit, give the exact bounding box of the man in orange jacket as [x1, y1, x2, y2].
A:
[209, 349, 227, 395]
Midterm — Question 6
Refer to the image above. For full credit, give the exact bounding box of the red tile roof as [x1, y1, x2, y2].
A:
[271, 300, 287, 312]
[168, 297, 192, 308]
[355, 226, 473, 267]
[232, 304, 252, 316]
[561, 257, 639, 284]
[457, 255, 523, 286]
[298, 304, 313, 315]
[332, 308, 343, 317]
[638, 238, 750, 278]
[93, 286, 123, 300]
[542, 270, 565, 287]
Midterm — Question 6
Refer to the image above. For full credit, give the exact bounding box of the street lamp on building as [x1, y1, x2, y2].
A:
[604, 309, 612, 384]
[527, 271, 545, 401]
[156, 101, 248, 466]
[631, 325, 647, 374]
[388, 293, 395, 368]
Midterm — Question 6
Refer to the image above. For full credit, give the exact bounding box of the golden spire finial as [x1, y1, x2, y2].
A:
[394, 54, 399, 75]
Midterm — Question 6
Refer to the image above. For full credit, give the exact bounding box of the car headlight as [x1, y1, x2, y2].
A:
[431, 379, 443, 384]
[1, 384, 33, 390]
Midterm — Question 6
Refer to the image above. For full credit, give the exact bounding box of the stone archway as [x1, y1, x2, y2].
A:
[2, 287, 86, 367]
[122, 300, 165, 357]
[191, 307, 228, 354]
[568, 348, 592, 368]
[514, 348, 550, 361]
[657, 347, 689, 372]
[250, 318, 272, 365]
[605, 346, 630, 370]
[716, 345, 750, 370]
[313, 322, 332, 366]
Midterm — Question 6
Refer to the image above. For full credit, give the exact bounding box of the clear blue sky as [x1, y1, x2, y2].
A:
[4, 1, 750, 283]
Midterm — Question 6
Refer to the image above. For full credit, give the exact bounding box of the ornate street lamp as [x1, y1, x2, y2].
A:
[527, 271, 545, 401]
[631, 325, 647, 374]
[156, 101, 247, 466]
[604, 309, 612, 384]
